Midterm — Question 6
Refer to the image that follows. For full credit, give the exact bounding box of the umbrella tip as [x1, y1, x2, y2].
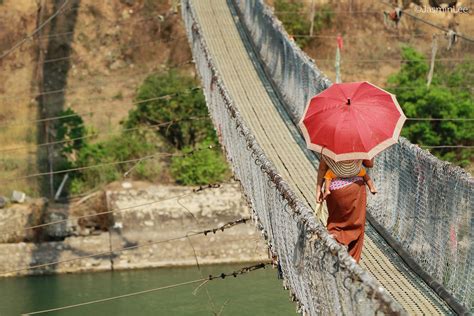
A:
[347, 98, 351, 105]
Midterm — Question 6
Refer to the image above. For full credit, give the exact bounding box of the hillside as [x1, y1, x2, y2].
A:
[267, 0, 473, 85]
[0, 0, 472, 198]
[0, 0, 192, 197]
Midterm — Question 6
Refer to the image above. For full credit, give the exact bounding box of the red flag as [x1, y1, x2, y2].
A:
[337, 34, 343, 51]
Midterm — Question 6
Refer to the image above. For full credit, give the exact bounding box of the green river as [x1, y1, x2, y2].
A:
[0, 264, 297, 315]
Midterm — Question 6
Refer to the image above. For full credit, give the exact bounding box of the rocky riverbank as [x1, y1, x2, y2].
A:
[0, 182, 269, 277]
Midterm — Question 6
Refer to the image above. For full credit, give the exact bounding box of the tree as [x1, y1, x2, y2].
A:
[124, 70, 216, 149]
[387, 46, 474, 167]
[171, 141, 230, 185]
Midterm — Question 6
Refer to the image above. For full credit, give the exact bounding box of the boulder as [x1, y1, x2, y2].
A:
[11, 191, 26, 203]
[0, 198, 47, 243]
[0, 196, 6, 208]
[44, 211, 71, 240]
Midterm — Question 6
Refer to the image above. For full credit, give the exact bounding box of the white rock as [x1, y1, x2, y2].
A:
[122, 182, 133, 189]
[11, 191, 26, 203]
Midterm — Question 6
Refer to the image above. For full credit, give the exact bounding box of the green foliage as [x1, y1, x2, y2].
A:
[124, 70, 216, 149]
[275, 0, 333, 48]
[61, 70, 230, 193]
[313, 4, 334, 34]
[387, 46, 474, 167]
[124, 69, 230, 186]
[69, 130, 162, 194]
[170, 141, 230, 185]
[0, 158, 18, 171]
[54, 108, 86, 161]
[52, 108, 87, 191]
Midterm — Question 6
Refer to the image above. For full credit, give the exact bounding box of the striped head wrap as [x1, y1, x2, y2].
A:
[322, 155, 363, 178]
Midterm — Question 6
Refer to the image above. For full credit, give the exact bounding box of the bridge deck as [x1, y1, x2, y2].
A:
[191, 0, 454, 314]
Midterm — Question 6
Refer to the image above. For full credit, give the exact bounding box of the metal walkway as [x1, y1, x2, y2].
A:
[191, 0, 455, 314]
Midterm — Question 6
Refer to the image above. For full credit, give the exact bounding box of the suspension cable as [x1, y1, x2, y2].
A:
[1, 218, 249, 276]
[0, 0, 72, 60]
[0, 116, 207, 153]
[0, 144, 215, 183]
[2, 183, 221, 237]
[22, 263, 269, 315]
[378, 0, 474, 43]
[0, 59, 193, 102]
[0, 88, 200, 128]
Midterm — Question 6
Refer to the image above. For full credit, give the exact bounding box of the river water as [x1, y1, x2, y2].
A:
[1, 264, 297, 315]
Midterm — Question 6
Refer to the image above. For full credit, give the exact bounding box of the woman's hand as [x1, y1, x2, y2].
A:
[316, 188, 324, 203]
[316, 159, 328, 203]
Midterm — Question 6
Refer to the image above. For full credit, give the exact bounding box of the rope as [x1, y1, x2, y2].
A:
[406, 118, 474, 121]
[1, 183, 221, 237]
[421, 145, 474, 149]
[27, 14, 167, 43]
[22, 263, 268, 315]
[0, 218, 250, 276]
[275, 10, 384, 14]
[386, 85, 473, 90]
[0, 59, 193, 102]
[0, 88, 200, 127]
[314, 57, 472, 62]
[0, 116, 207, 153]
[0, 0, 72, 60]
[0, 144, 215, 182]
[23, 279, 206, 315]
[13, 35, 188, 70]
[379, 0, 474, 43]
[290, 33, 427, 38]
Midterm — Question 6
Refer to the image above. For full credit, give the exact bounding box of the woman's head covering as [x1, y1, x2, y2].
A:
[322, 155, 362, 178]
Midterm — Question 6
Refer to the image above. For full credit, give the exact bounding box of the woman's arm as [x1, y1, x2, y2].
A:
[362, 158, 374, 168]
[316, 159, 328, 203]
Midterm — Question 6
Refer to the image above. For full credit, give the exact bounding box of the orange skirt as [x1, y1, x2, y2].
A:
[326, 181, 367, 262]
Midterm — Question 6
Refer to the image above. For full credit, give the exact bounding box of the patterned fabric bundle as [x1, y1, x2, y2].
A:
[322, 155, 362, 178]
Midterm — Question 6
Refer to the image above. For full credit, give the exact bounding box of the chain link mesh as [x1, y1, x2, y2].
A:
[182, 1, 405, 314]
[233, 0, 472, 309]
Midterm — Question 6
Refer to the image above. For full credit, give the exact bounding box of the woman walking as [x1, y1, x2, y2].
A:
[316, 158, 373, 262]
[299, 81, 406, 262]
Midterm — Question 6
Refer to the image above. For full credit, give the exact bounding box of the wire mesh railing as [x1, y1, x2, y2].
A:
[233, 0, 472, 309]
[182, 0, 405, 314]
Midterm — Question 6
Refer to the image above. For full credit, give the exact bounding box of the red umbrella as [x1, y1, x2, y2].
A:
[299, 81, 406, 162]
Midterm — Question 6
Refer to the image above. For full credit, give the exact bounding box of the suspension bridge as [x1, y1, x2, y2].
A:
[182, 0, 472, 314]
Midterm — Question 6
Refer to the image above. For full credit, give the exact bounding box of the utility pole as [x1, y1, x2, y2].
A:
[427, 35, 438, 88]
[309, 0, 316, 37]
[335, 35, 343, 83]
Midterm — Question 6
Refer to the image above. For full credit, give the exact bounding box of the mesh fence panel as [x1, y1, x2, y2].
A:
[182, 1, 405, 314]
[233, 0, 472, 309]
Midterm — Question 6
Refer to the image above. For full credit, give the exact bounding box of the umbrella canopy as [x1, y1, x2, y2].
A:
[299, 81, 406, 162]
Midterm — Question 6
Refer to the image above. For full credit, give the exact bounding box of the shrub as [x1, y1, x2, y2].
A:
[54, 108, 87, 163]
[170, 142, 230, 185]
[124, 70, 216, 149]
[70, 130, 162, 194]
[313, 4, 334, 34]
[63, 70, 230, 192]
